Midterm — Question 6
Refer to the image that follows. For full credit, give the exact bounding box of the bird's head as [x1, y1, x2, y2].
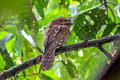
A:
[51, 17, 72, 26]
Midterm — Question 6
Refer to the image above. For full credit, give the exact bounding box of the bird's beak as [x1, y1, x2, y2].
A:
[67, 19, 73, 25]
[61, 20, 73, 25]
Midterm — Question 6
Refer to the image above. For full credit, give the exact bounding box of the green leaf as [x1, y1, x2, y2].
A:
[62, 60, 79, 78]
[40, 74, 53, 80]
[0, 33, 13, 52]
[65, 30, 76, 45]
[115, 25, 120, 33]
[77, 0, 99, 11]
[2, 25, 18, 34]
[34, 0, 49, 19]
[73, 7, 111, 40]
[15, 33, 23, 56]
[102, 23, 116, 36]
[0, 34, 14, 69]
[37, 30, 44, 49]
[0, 31, 8, 40]
[0, 53, 6, 70]
[0, 0, 28, 18]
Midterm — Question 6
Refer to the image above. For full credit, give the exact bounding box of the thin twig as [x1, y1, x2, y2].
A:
[69, 4, 103, 19]
[100, 0, 116, 22]
[97, 44, 113, 60]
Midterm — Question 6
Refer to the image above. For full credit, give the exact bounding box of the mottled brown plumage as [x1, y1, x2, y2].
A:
[39, 17, 72, 72]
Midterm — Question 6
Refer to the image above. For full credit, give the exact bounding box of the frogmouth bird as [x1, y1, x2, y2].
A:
[39, 17, 72, 72]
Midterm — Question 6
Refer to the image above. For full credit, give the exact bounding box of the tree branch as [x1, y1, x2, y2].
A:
[97, 45, 113, 60]
[1, 34, 120, 79]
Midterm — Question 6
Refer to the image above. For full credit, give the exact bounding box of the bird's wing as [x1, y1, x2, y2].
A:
[42, 25, 61, 52]
[53, 25, 70, 47]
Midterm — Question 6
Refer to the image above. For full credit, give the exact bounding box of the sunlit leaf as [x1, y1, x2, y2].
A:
[0, 34, 14, 69]
[15, 33, 23, 56]
[74, 7, 112, 39]
[102, 23, 116, 36]
[0, 53, 6, 70]
[62, 60, 79, 78]
[0, 33, 13, 52]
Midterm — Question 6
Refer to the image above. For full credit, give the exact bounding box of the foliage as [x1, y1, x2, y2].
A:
[0, 0, 120, 80]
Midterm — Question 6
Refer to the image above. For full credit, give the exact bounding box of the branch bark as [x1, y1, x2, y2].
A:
[0, 34, 120, 79]
[97, 45, 113, 60]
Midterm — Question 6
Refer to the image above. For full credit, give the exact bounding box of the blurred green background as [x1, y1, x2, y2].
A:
[0, 0, 120, 80]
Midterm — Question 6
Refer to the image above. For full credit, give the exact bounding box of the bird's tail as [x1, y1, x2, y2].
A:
[39, 51, 55, 73]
